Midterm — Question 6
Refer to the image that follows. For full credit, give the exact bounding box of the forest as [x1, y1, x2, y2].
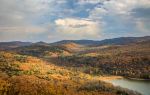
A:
[0, 51, 141, 95]
[0, 36, 150, 95]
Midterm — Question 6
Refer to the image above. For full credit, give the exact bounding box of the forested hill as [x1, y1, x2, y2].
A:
[0, 36, 149, 51]
[50, 36, 150, 46]
[0, 36, 149, 95]
[1, 36, 149, 79]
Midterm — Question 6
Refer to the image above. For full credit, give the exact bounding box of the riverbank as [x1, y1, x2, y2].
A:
[96, 75, 150, 81]
[107, 77, 150, 95]
[126, 77, 150, 81]
[96, 76, 123, 81]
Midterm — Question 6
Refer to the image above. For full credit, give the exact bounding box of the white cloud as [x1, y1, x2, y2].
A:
[89, 0, 150, 17]
[89, 7, 107, 20]
[78, 0, 104, 4]
[89, 0, 150, 34]
[55, 18, 97, 27]
[0, 0, 54, 41]
[0, 0, 49, 25]
[0, 0, 149, 41]
[55, 18, 101, 39]
[105, 0, 150, 14]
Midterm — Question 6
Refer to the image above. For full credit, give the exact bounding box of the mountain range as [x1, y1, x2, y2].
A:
[0, 36, 149, 95]
[0, 36, 149, 50]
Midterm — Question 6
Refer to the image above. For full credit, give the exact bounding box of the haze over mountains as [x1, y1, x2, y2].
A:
[0, 36, 149, 50]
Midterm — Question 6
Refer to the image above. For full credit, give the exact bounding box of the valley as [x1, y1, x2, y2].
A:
[0, 36, 150, 95]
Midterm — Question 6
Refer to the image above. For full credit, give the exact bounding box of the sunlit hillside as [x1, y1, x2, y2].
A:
[0, 51, 141, 95]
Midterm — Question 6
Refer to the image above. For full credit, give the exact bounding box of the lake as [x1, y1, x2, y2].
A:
[108, 78, 150, 95]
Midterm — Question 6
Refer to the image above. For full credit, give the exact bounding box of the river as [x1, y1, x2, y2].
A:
[108, 78, 150, 95]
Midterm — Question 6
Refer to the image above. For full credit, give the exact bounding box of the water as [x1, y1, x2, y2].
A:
[108, 78, 150, 95]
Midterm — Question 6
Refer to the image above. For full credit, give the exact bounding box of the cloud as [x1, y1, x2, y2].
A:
[0, 0, 53, 41]
[135, 19, 150, 33]
[89, 7, 107, 20]
[0, 0, 149, 42]
[0, 0, 50, 26]
[55, 18, 101, 39]
[130, 7, 150, 33]
[89, 0, 150, 17]
[132, 7, 150, 19]
[0, 25, 48, 42]
[89, 0, 150, 34]
[102, 0, 150, 14]
[0, 26, 46, 33]
[55, 18, 97, 27]
[77, 0, 104, 4]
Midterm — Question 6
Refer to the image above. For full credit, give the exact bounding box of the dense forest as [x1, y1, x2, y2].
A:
[54, 42, 150, 79]
[0, 51, 141, 95]
[0, 36, 150, 95]
[12, 39, 150, 79]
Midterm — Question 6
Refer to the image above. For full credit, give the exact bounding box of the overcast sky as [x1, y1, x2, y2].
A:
[0, 0, 150, 42]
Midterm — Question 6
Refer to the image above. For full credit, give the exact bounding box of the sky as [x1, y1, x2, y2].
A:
[0, 0, 150, 42]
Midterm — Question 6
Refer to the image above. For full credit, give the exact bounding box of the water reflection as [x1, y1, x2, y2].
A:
[109, 78, 150, 95]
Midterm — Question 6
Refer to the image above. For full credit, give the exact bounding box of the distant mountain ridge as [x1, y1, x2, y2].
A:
[96, 36, 150, 46]
[0, 41, 32, 50]
[32, 41, 49, 46]
[50, 36, 150, 46]
[0, 36, 149, 50]
[50, 40, 100, 46]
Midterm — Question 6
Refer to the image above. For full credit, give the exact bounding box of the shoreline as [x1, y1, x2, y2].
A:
[96, 76, 150, 95]
[126, 77, 150, 81]
[97, 76, 123, 81]
[97, 76, 150, 82]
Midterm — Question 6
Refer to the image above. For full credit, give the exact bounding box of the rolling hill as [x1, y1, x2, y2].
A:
[0, 51, 141, 95]
[0, 36, 149, 95]
[50, 36, 150, 46]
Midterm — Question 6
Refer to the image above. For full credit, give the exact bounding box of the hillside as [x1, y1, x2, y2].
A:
[49, 41, 150, 79]
[0, 51, 140, 95]
[95, 36, 150, 46]
[12, 44, 72, 57]
[0, 36, 149, 50]
[0, 36, 149, 95]
[50, 40, 100, 46]
[50, 36, 150, 46]
[2, 36, 149, 80]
